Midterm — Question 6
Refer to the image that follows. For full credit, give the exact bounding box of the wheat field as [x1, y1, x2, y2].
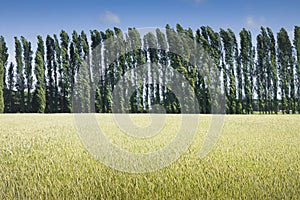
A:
[0, 114, 299, 199]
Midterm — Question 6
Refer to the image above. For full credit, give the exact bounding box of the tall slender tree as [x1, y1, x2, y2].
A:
[0, 36, 8, 112]
[6, 63, 15, 112]
[176, 24, 197, 113]
[21, 36, 33, 112]
[227, 29, 242, 114]
[294, 26, 300, 113]
[127, 28, 145, 113]
[72, 30, 92, 113]
[90, 30, 103, 112]
[220, 29, 237, 114]
[144, 32, 159, 112]
[37, 35, 46, 83]
[45, 35, 56, 113]
[195, 28, 210, 113]
[0, 36, 8, 87]
[70, 31, 82, 104]
[165, 25, 180, 113]
[32, 36, 46, 113]
[81, 30, 93, 112]
[54, 34, 61, 112]
[256, 28, 268, 114]
[156, 28, 168, 112]
[240, 29, 254, 114]
[102, 29, 114, 113]
[267, 28, 278, 114]
[32, 50, 46, 113]
[15, 37, 25, 112]
[205, 26, 222, 113]
[0, 59, 4, 113]
[112, 27, 126, 113]
[60, 30, 71, 112]
[277, 28, 294, 114]
[74, 46, 91, 113]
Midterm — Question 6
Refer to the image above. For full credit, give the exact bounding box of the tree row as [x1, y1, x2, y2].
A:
[0, 24, 300, 114]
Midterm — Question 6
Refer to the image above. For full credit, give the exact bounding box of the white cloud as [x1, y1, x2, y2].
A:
[245, 16, 266, 29]
[182, 0, 205, 4]
[246, 17, 256, 28]
[192, 0, 205, 3]
[100, 11, 121, 25]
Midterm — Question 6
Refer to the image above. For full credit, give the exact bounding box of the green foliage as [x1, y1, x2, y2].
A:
[294, 26, 300, 113]
[15, 37, 25, 113]
[0, 36, 8, 113]
[0, 25, 299, 114]
[90, 30, 102, 112]
[33, 51, 46, 113]
[255, 27, 280, 114]
[220, 29, 237, 114]
[256, 28, 269, 113]
[21, 36, 33, 112]
[0, 59, 4, 113]
[72, 30, 92, 113]
[60, 30, 71, 113]
[6, 63, 15, 112]
[45, 35, 56, 113]
[240, 29, 253, 114]
[74, 61, 91, 113]
[277, 28, 294, 114]
[53, 35, 61, 113]
[267, 28, 278, 114]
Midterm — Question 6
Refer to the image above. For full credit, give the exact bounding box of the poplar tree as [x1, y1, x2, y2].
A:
[54, 35, 61, 112]
[81, 30, 92, 112]
[127, 28, 145, 113]
[166, 24, 185, 113]
[156, 28, 168, 112]
[32, 36, 46, 113]
[33, 50, 46, 113]
[114, 27, 126, 113]
[0, 36, 8, 112]
[256, 28, 268, 113]
[70, 31, 82, 103]
[103, 29, 114, 113]
[7, 63, 15, 112]
[195, 28, 209, 113]
[277, 28, 294, 114]
[0, 36, 8, 88]
[45, 35, 55, 113]
[240, 29, 253, 114]
[73, 30, 91, 113]
[220, 29, 237, 114]
[204, 26, 222, 114]
[267, 28, 278, 114]
[176, 24, 196, 113]
[15, 37, 25, 112]
[21, 36, 33, 112]
[0, 59, 4, 113]
[60, 30, 71, 112]
[294, 26, 300, 113]
[90, 30, 103, 112]
[144, 32, 159, 112]
[37, 35, 46, 92]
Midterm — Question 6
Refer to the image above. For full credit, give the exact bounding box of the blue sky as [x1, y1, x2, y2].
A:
[0, 0, 299, 61]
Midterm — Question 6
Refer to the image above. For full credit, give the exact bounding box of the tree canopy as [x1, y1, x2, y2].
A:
[0, 25, 299, 114]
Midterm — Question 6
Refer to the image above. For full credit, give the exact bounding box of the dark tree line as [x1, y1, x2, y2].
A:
[0, 25, 300, 114]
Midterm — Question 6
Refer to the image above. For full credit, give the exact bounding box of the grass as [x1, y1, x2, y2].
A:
[0, 114, 299, 199]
